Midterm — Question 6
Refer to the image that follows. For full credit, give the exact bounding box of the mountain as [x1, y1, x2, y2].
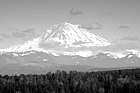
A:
[0, 22, 110, 57]
[41, 22, 110, 48]
[0, 22, 140, 74]
[0, 50, 140, 75]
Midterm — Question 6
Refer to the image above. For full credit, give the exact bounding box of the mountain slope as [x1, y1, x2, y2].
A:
[0, 22, 110, 57]
[0, 22, 140, 74]
[41, 22, 110, 48]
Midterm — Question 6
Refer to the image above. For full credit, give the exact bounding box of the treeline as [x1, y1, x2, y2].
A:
[0, 69, 140, 93]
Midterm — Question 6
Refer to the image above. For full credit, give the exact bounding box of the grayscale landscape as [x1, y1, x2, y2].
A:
[0, 0, 140, 93]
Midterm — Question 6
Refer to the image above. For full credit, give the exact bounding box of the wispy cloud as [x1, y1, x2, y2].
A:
[120, 36, 140, 41]
[105, 43, 140, 52]
[0, 33, 11, 39]
[22, 28, 36, 35]
[79, 23, 102, 30]
[12, 28, 38, 40]
[88, 42, 140, 55]
[118, 25, 130, 29]
[12, 32, 26, 38]
[107, 36, 140, 52]
[0, 33, 11, 41]
[6, 27, 19, 32]
[69, 8, 83, 15]
[111, 39, 119, 44]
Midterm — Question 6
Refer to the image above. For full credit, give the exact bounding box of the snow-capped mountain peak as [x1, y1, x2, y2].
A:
[1, 22, 140, 73]
[41, 22, 110, 48]
[1, 22, 140, 59]
[0, 22, 110, 57]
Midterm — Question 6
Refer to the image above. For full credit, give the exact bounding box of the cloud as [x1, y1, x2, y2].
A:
[12, 28, 37, 40]
[6, 27, 19, 32]
[69, 8, 83, 15]
[111, 39, 119, 44]
[105, 36, 140, 53]
[120, 36, 140, 41]
[118, 25, 130, 29]
[109, 36, 140, 50]
[12, 32, 26, 37]
[110, 43, 140, 51]
[22, 28, 36, 35]
[0, 33, 11, 39]
[79, 23, 102, 30]
[0, 33, 11, 41]
[85, 42, 140, 56]
[93, 42, 140, 53]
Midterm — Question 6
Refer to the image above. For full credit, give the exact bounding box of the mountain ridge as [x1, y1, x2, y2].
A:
[0, 22, 110, 57]
[0, 22, 140, 59]
[0, 22, 140, 74]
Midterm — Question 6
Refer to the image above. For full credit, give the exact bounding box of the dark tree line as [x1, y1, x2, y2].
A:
[0, 68, 140, 93]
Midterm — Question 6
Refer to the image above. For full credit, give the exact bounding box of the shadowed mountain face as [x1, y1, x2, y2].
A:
[0, 50, 140, 75]
[0, 22, 140, 74]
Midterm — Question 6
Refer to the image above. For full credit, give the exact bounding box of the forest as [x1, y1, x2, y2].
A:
[0, 68, 140, 93]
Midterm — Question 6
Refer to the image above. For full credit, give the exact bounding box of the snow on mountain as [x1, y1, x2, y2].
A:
[103, 49, 140, 59]
[41, 22, 110, 48]
[0, 22, 139, 59]
[105, 52, 126, 59]
[1, 22, 140, 73]
[0, 22, 110, 57]
[126, 49, 140, 57]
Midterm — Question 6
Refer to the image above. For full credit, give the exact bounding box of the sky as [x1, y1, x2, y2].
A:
[0, 0, 140, 49]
